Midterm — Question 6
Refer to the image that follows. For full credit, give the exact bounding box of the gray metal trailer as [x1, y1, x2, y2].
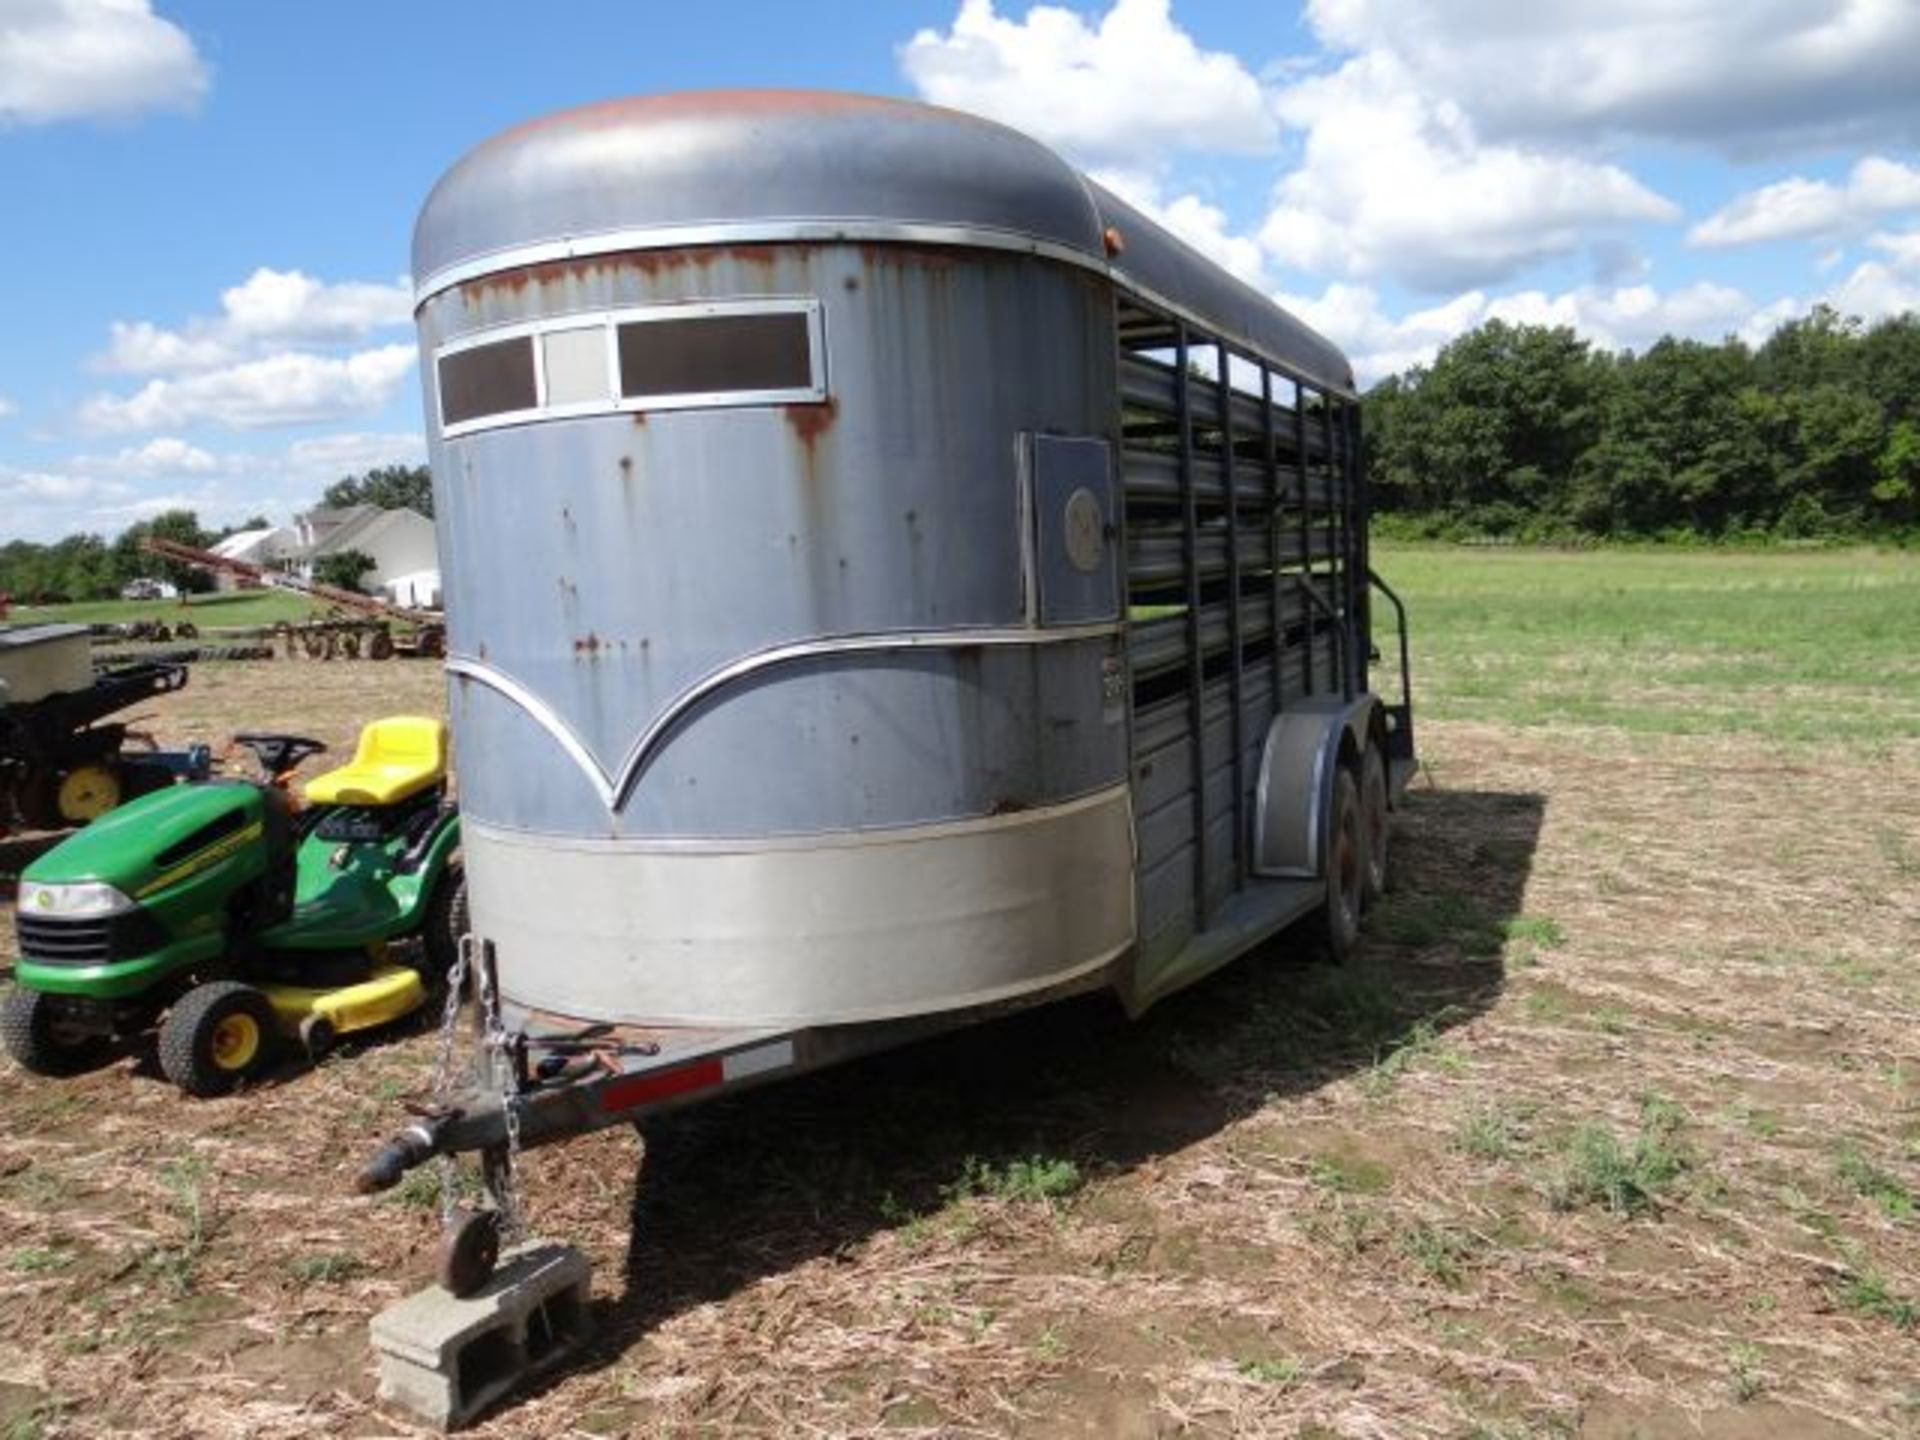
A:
[360, 90, 1416, 1291]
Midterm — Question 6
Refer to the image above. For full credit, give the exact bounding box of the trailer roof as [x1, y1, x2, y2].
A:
[414, 90, 1355, 395]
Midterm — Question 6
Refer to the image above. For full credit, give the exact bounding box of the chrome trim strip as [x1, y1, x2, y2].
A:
[415, 220, 1104, 307]
[463, 781, 1131, 853]
[416, 221, 1356, 398]
[449, 621, 1123, 814]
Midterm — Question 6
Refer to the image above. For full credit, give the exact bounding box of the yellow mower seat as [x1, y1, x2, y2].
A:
[304, 715, 448, 807]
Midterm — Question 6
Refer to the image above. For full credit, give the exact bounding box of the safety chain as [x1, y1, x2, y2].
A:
[475, 946, 527, 1244]
[428, 934, 474, 1228]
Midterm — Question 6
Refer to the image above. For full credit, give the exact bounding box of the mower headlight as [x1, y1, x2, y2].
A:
[15, 880, 138, 919]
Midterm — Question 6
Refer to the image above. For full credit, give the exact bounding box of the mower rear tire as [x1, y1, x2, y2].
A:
[423, 858, 467, 982]
[1, 988, 110, 1077]
[159, 982, 279, 1097]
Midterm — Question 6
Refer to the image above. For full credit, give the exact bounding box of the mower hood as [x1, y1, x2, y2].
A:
[21, 781, 266, 898]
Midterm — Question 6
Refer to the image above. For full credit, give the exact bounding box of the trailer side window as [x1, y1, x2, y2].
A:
[617, 311, 815, 400]
[438, 336, 537, 427]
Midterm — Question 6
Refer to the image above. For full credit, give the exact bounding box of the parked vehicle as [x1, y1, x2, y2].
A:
[4, 716, 463, 1095]
[357, 90, 1416, 1295]
[0, 624, 208, 833]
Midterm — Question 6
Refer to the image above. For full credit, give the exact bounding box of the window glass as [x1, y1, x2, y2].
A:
[618, 311, 813, 399]
[541, 327, 610, 407]
[439, 337, 536, 426]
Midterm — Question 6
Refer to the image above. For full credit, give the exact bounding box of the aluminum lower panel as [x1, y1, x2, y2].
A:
[465, 785, 1136, 1028]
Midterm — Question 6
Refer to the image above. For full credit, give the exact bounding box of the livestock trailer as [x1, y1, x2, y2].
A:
[360, 90, 1416, 1290]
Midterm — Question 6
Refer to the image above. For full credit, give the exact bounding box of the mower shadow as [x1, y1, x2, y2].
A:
[498, 781, 1548, 1394]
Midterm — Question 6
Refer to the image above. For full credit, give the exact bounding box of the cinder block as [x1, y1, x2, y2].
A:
[371, 1240, 592, 1430]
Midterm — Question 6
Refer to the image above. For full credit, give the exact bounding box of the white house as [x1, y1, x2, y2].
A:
[290, 505, 440, 603]
[208, 526, 294, 590]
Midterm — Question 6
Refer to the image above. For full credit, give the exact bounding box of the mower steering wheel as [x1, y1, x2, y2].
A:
[232, 732, 328, 780]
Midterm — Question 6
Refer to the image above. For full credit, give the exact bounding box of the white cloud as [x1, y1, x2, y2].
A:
[1282, 278, 1778, 386]
[2, 431, 431, 542]
[1091, 169, 1269, 286]
[0, 0, 208, 126]
[98, 267, 414, 375]
[1263, 52, 1679, 292]
[279, 431, 428, 487]
[1688, 156, 1920, 248]
[1821, 227, 1920, 322]
[80, 344, 418, 432]
[1301, 0, 1920, 154]
[900, 0, 1275, 167]
[0, 395, 14, 418]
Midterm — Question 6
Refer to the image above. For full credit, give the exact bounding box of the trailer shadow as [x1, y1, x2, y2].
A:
[549, 782, 1545, 1381]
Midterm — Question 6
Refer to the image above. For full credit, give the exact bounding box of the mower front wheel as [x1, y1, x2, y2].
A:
[159, 982, 280, 1098]
[1, 988, 110, 1077]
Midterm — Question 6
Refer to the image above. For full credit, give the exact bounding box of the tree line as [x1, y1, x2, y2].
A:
[1361, 305, 1920, 541]
[0, 465, 431, 603]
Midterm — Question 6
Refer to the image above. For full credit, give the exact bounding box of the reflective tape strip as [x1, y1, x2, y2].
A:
[721, 1039, 795, 1081]
[596, 1039, 795, 1114]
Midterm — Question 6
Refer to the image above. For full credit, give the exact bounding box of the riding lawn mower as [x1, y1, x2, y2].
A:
[3, 715, 463, 1096]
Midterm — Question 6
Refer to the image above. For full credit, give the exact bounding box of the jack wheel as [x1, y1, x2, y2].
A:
[437, 1207, 501, 1298]
[158, 981, 279, 1097]
[299, 1013, 336, 1063]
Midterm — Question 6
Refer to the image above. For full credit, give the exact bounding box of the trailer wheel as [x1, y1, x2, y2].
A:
[158, 981, 279, 1097]
[1, 989, 110, 1077]
[1316, 765, 1364, 963]
[1359, 743, 1391, 905]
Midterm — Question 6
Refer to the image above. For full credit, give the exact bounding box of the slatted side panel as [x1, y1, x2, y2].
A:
[1116, 300, 1364, 962]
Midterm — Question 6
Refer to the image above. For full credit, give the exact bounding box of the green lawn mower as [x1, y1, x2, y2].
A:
[3, 715, 463, 1096]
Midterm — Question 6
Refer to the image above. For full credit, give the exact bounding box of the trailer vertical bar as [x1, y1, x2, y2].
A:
[1217, 348, 1246, 887]
[1296, 380, 1314, 697]
[1262, 365, 1282, 714]
[1174, 323, 1209, 929]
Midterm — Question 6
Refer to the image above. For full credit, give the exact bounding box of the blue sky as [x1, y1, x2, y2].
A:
[2, 0, 1917, 541]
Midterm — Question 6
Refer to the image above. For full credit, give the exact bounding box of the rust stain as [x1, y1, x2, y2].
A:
[785, 396, 838, 452]
[989, 797, 1033, 817]
[857, 240, 962, 270]
[573, 632, 603, 656]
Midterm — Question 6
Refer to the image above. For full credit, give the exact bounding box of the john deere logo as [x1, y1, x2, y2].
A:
[32, 890, 53, 910]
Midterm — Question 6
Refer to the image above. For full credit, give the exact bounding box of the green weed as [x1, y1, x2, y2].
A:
[1835, 1262, 1918, 1330]
[5, 1247, 73, 1275]
[1836, 1146, 1914, 1222]
[1547, 1098, 1691, 1215]
[1399, 1221, 1480, 1286]
[1235, 1356, 1302, 1386]
[1455, 1105, 1526, 1161]
[1727, 1343, 1765, 1402]
[947, 1155, 1082, 1206]
[287, 1252, 365, 1285]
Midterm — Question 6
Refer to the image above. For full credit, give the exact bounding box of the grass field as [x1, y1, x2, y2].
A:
[8, 590, 320, 629]
[1, 548, 1916, 1438]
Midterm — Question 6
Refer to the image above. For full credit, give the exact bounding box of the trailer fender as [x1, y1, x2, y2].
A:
[1251, 695, 1382, 880]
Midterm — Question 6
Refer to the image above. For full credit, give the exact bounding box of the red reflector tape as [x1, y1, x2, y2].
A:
[600, 1057, 724, 1113]
[597, 1039, 797, 1116]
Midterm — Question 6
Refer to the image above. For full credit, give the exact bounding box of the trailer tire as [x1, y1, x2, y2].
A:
[159, 982, 279, 1097]
[1316, 765, 1364, 964]
[1, 988, 109, 1077]
[1359, 743, 1391, 905]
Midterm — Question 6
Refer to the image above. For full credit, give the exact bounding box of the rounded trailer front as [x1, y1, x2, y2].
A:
[363, 90, 1411, 1297]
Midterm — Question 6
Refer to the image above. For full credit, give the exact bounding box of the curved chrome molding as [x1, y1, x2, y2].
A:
[449, 622, 1122, 814]
[447, 655, 622, 807]
[415, 219, 1105, 308]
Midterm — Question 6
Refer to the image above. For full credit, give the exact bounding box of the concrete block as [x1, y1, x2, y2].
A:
[371, 1240, 592, 1430]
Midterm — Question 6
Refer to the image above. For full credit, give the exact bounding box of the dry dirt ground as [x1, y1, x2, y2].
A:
[1, 658, 1917, 1438]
